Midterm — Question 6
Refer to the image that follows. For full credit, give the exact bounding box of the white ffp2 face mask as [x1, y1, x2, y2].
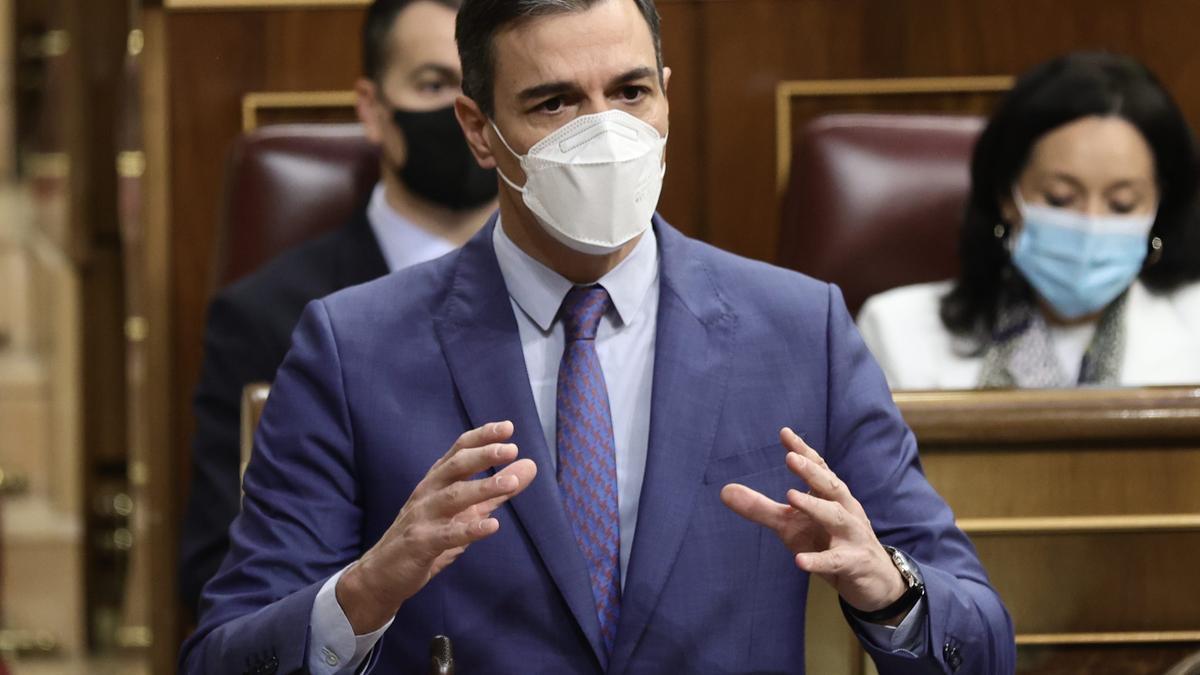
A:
[490, 110, 667, 255]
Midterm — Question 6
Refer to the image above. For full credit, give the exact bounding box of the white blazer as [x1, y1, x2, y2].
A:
[856, 279, 1200, 390]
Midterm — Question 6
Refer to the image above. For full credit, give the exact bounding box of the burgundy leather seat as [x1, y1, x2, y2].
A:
[216, 123, 380, 287]
[778, 113, 985, 316]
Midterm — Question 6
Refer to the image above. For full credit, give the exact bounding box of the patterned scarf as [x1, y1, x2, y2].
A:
[977, 292, 1127, 389]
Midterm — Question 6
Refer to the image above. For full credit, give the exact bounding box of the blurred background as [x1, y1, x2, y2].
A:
[0, 1, 1199, 674]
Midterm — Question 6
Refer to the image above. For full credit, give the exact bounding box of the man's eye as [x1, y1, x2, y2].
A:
[538, 97, 564, 113]
[619, 86, 646, 102]
[418, 81, 447, 94]
[1109, 200, 1137, 214]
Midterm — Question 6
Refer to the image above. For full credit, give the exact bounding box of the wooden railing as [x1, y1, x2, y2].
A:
[810, 386, 1200, 675]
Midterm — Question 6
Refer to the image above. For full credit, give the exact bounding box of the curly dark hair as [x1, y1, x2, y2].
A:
[940, 52, 1200, 342]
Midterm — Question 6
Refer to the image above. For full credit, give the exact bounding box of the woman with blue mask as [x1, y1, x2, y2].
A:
[858, 52, 1200, 389]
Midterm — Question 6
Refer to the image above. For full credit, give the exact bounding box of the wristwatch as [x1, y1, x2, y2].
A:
[843, 545, 926, 624]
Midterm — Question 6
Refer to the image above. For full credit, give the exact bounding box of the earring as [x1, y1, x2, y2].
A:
[993, 223, 1007, 239]
[1147, 236, 1164, 266]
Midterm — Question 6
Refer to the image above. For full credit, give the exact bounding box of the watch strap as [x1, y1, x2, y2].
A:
[841, 547, 926, 624]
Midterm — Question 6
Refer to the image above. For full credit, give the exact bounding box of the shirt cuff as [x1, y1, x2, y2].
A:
[308, 564, 394, 674]
[851, 595, 928, 656]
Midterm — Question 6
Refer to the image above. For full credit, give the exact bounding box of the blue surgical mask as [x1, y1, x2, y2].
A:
[1010, 192, 1155, 320]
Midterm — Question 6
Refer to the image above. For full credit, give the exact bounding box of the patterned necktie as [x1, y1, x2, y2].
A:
[556, 284, 621, 656]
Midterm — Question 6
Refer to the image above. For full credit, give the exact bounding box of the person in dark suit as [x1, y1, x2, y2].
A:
[181, 0, 1015, 672]
[178, 0, 496, 615]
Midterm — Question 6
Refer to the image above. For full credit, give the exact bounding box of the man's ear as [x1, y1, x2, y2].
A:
[662, 66, 671, 94]
[355, 78, 385, 145]
[455, 94, 497, 169]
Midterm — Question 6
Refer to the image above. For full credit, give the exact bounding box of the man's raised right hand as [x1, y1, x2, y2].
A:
[335, 420, 537, 633]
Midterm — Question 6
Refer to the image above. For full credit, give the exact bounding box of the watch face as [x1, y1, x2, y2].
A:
[887, 547, 922, 588]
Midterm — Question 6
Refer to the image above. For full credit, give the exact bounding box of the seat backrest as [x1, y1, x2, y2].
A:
[1166, 651, 1200, 675]
[216, 123, 380, 287]
[778, 113, 985, 316]
[240, 382, 270, 494]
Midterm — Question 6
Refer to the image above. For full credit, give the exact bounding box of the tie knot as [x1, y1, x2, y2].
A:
[560, 285, 610, 341]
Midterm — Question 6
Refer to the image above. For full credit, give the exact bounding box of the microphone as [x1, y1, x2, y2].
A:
[429, 635, 454, 675]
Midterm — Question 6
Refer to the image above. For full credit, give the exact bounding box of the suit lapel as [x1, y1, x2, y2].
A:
[608, 220, 737, 675]
[334, 206, 390, 288]
[433, 217, 609, 668]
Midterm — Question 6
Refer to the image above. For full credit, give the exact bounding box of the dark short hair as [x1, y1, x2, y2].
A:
[941, 51, 1200, 341]
[456, 0, 663, 117]
[362, 0, 463, 83]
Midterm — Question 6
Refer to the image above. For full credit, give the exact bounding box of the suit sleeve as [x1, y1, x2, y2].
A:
[179, 291, 281, 615]
[179, 299, 367, 674]
[822, 284, 1016, 674]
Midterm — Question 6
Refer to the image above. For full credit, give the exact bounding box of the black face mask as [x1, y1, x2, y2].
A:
[390, 105, 498, 210]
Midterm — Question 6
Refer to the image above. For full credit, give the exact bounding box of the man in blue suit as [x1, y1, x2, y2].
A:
[180, 0, 1015, 672]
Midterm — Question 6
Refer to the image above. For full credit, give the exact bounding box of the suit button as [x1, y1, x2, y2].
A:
[943, 641, 962, 671]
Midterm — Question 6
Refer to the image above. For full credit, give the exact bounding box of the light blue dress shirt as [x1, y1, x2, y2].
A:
[366, 182, 458, 272]
[306, 217, 924, 674]
[492, 218, 660, 583]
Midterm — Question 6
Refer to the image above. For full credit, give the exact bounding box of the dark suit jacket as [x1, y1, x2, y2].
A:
[181, 215, 1014, 674]
[178, 206, 388, 614]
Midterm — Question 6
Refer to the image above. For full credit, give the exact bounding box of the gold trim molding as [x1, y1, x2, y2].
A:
[241, 382, 271, 486]
[167, 0, 368, 9]
[241, 90, 357, 132]
[1017, 631, 1200, 646]
[23, 151, 71, 180]
[168, 0, 691, 7]
[774, 75, 1013, 193]
[958, 513, 1200, 536]
[117, 151, 146, 179]
[895, 386, 1200, 443]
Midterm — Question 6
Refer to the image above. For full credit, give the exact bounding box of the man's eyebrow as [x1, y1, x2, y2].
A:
[517, 80, 577, 103]
[409, 63, 460, 81]
[516, 67, 659, 103]
[608, 66, 657, 87]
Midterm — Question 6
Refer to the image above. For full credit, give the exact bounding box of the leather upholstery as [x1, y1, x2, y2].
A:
[778, 113, 984, 316]
[216, 124, 380, 287]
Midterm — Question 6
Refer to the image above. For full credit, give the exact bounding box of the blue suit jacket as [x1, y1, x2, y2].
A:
[181, 216, 1014, 674]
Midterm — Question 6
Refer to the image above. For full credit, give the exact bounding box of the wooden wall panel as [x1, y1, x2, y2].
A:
[698, 0, 1200, 263]
[924, 447, 1200, 519]
[165, 7, 365, 515]
[976, 531, 1200, 635]
[656, 0, 704, 239]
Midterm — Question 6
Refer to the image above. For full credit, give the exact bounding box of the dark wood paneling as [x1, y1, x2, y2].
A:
[700, 0, 1200, 262]
[1017, 644, 1198, 675]
[656, 0, 704, 238]
[166, 7, 364, 518]
[977, 531, 1200, 635]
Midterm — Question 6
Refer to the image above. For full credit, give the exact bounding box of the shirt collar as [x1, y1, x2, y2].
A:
[367, 182, 458, 273]
[492, 216, 659, 333]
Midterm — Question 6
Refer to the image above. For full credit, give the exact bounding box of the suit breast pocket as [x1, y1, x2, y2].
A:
[702, 442, 790, 485]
